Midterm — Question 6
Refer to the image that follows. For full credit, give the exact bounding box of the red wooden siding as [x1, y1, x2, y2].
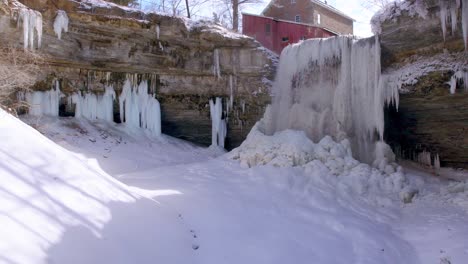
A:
[242, 13, 336, 55]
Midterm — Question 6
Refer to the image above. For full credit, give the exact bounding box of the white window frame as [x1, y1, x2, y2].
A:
[317, 14, 321, 24]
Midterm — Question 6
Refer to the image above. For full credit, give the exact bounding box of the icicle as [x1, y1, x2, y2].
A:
[462, 0, 468, 50]
[156, 25, 160, 39]
[434, 154, 441, 170]
[450, 3, 458, 35]
[20, 9, 29, 50]
[54, 10, 69, 40]
[229, 75, 234, 109]
[18, 8, 42, 50]
[450, 74, 457, 94]
[28, 10, 36, 49]
[209, 97, 225, 147]
[440, 0, 448, 41]
[70, 85, 116, 122]
[450, 70, 468, 93]
[417, 150, 433, 167]
[35, 12, 42, 48]
[213, 49, 221, 78]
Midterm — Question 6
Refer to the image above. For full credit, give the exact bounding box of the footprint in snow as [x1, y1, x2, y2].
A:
[177, 213, 200, 251]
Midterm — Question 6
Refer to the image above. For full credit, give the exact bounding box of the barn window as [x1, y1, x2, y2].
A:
[265, 23, 271, 35]
[282, 37, 289, 42]
[295, 15, 301, 22]
[291, 0, 296, 3]
[317, 14, 321, 24]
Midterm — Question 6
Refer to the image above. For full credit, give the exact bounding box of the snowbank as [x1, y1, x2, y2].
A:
[0, 108, 201, 264]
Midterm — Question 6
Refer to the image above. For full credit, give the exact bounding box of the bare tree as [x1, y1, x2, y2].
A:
[362, 0, 394, 10]
[214, 0, 264, 32]
[0, 46, 44, 110]
[146, 0, 211, 17]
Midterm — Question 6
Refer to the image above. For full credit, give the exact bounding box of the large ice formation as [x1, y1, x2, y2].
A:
[266, 36, 398, 163]
[72, 85, 116, 122]
[119, 79, 162, 137]
[24, 80, 61, 116]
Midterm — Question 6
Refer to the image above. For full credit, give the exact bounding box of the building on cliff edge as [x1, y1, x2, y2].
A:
[242, 0, 354, 54]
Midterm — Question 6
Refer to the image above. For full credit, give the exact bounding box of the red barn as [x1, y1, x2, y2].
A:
[242, 13, 337, 55]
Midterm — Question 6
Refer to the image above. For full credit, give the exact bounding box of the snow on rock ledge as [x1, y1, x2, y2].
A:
[371, 0, 428, 35]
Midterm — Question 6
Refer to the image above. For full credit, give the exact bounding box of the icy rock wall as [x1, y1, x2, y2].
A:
[267, 36, 399, 163]
[1, 0, 275, 150]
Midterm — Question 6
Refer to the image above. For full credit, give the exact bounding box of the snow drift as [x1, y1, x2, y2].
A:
[0, 109, 193, 264]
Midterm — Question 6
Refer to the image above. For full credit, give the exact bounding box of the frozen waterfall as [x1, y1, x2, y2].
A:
[266, 36, 399, 163]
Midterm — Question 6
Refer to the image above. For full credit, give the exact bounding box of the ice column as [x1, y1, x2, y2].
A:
[440, 0, 449, 40]
[462, 0, 468, 49]
[53, 10, 69, 40]
[213, 49, 221, 78]
[210, 97, 226, 148]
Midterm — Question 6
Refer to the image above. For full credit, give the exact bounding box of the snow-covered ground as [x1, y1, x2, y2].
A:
[1, 111, 468, 264]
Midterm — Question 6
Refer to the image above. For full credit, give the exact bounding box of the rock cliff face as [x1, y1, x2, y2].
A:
[379, 0, 468, 169]
[0, 0, 276, 149]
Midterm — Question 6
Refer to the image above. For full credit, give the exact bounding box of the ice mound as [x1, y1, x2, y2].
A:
[229, 116, 408, 199]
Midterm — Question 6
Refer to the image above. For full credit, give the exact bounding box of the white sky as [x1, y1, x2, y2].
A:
[241, 0, 379, 38]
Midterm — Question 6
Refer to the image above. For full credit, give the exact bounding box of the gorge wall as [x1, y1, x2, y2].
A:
[0, 0, 276, 149]
[377, 0, 468, 169]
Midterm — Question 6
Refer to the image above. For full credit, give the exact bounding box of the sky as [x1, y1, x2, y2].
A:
[241, 0, 380, 38]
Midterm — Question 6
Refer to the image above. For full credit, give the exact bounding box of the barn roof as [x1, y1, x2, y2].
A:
[261, 0, 355, 22]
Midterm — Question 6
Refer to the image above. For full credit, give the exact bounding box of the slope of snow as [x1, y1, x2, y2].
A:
[0, 110, 196, 264]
